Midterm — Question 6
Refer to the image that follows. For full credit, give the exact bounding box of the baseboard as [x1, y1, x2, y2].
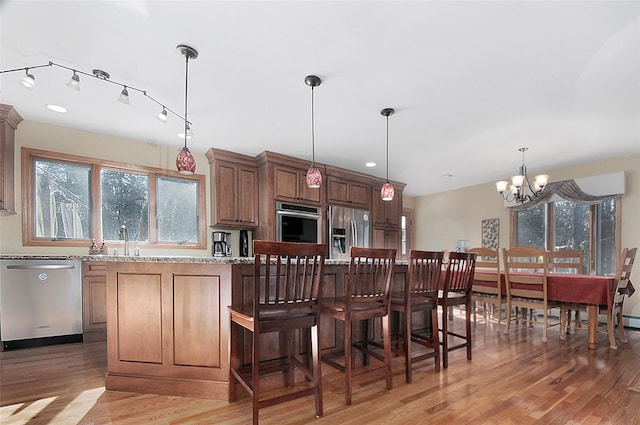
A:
[623, 314, 640, 329]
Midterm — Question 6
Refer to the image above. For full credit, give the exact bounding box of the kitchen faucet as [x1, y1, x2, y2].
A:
[119, 225, 129, 256]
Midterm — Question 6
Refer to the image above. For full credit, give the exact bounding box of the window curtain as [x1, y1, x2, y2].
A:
[509, 179, 620, 211]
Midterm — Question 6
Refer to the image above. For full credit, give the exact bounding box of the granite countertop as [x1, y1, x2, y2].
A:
[0, 254, 355, 266]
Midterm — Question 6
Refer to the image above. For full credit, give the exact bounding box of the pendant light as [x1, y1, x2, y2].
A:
[176, 44, 198, 175]
[305, 75, 322, 188]
[380, 108, 395, 201]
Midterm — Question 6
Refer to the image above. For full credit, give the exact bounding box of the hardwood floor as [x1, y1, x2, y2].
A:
[2, 313, 639, 424]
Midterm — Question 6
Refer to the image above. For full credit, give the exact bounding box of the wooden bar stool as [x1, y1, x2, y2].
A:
[390, 249, 442, 383]
[320, 246, 396, 405]
[228, 240, 326, 425]
[438, 251, 476, 369]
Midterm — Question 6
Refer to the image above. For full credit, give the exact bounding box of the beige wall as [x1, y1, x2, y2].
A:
[0, 120, 213, 257]
[412, 153, 640, 323]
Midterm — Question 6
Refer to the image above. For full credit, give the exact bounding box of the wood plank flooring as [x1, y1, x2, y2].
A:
[1, 313, 639, 424]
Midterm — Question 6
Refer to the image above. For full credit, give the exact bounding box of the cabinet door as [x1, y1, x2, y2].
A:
[373, 187, 401, 227]
[349, 182, 371, 209]
[83, 274, 107, 330]
[274, 165, 299, 201]
[373, 226, 400, 254]
[327, 178, 349, 204]
[237, 167, 258, 225]
[215, 162, 238, 225]
[274, 165, 321, 204]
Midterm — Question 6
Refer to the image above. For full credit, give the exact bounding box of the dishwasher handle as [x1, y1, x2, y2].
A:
[6, 264, 76, 270]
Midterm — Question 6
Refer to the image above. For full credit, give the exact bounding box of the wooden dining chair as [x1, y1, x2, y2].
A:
[503, 247, 560, 342]
[390, 250, 442, 383]
[438, 251, 476, 369]
[228, 240, 326, 425]
[565, 248, 637, 350]
[548, 249, 585, 334]
[320, 246, 396, 405]
[468, 247, 503, 329]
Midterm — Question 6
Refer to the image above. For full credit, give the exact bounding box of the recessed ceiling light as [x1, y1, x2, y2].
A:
[365, 162, 376, 167]
[46, 104, 67, 113]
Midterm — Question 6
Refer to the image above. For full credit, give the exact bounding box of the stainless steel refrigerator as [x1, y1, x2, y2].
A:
[327, 206, 371, 260]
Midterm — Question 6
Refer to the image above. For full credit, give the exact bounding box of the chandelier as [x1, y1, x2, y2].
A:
[496, 147, 549, 203]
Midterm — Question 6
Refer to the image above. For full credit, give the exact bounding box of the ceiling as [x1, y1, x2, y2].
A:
[1, 1, 638, 197]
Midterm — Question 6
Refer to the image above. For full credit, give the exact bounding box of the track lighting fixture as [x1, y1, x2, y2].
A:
[21, 69, 35, 89]
[118, 86, 130, 104]
[1, 60, 189, 126]
[66, 71, 80, 91]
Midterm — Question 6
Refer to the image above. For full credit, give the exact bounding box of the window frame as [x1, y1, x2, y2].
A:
[22, 147, 206, 249]
[509, 196, 622, 274]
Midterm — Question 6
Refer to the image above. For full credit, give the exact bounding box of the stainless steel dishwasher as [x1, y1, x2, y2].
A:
[0, 258, 82, 350]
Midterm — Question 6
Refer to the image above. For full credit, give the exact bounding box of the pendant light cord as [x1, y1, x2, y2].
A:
[385, 114, 389, 181]
[311, 85, 316, 165]
[183, 55, 189, 150]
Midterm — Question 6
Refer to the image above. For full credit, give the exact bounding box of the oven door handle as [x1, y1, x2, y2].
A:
[6, 264, 76, 270]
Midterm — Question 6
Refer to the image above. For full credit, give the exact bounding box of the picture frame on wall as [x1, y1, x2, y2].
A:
[482, 218, 499, 249]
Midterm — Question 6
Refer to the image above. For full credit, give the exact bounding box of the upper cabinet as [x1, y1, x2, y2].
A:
[372, 184, 403, 227]
[206, 148, 259, 228]
[0, 104, 23, 216]
[273, 164, 323, 205]
[326, 177, 371, 209]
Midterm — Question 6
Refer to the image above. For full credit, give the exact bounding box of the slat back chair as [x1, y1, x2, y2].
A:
[548, 249, 584, 274]
[320, 246, 396, 405]
[604, 247, 637, 349]
[468, 247, 503, 328]
[548, 249, 585, 334]
[438, 251, 476, 369]
[228, 240, 326, 425]
[503, 247, 560, 342]
[390, 250, 443, 383]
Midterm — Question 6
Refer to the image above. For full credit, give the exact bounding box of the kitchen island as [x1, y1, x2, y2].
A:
[104, 256, 407, 400]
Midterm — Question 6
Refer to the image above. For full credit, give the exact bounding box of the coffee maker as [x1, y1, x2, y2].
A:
[213, 232, 230, 257]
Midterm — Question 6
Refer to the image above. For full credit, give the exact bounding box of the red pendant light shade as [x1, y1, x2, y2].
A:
[176, 147, 196, 174]
[381, 181, 395, 201]
[380, 107, 395, 202]
[176, 44, 198, 174]
[305, 75, 322, 188]
[306, 165, 322, 188]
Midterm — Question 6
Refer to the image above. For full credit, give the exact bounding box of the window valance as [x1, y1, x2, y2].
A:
[509, 176, 623, 211]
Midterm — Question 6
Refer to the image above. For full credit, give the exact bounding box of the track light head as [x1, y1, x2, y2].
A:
[157, 107, 168, 123]
[118, 86, 130, 104]
[21, 69, 35, 89]
[66, 71, 80, 91]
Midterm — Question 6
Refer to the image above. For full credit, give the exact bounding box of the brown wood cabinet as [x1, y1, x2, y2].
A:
[373, 226, 401, 252]
[372, 185, 402, 227]
[206, 148, 259, 228]
[106, 261, 231, 399]
[273, 164, 322, 205]
[0, 104, 22, 215]
[82, 261, 107, 342]
[326, 176, 371, 209]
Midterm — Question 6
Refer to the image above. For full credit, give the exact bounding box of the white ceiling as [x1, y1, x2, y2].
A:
[1, 1, 638, 197]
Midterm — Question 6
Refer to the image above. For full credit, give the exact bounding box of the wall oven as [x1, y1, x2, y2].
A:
[276, 202, 322, 243]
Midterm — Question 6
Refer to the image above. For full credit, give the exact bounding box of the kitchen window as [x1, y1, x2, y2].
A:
[22, 148, 206, 248]
[512, 197, 620, 274]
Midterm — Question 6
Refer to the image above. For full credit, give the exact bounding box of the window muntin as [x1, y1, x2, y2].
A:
[23, 148, 206, 249]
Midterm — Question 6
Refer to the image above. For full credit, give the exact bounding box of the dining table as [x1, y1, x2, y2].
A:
[472, 272, 632, 350]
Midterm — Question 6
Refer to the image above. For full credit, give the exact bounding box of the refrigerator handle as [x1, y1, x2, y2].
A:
[351, 219, 357, 247]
